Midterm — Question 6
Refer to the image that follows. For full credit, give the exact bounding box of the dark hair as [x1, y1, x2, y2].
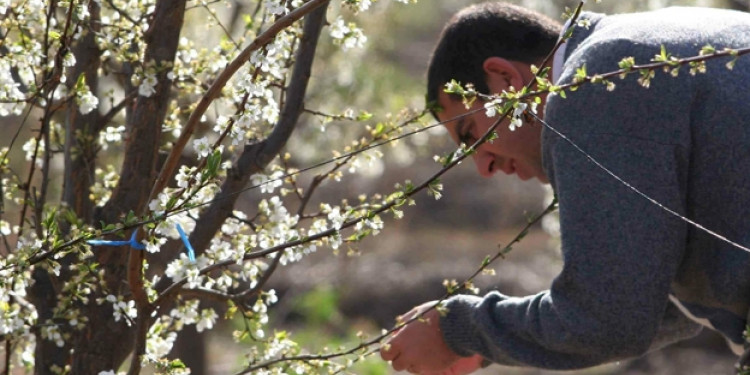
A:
[426, 2, 562, 113]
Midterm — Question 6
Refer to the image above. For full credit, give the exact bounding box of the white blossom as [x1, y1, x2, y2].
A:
[192, 137, 212, 158]
[171, 299, 199, 325]
[484, 97, 502, 118]
[196, 309, 217, 332]
[261, 99, 279, 124]
[207, 238, 236, 261]
[145, 236, 166, 254]
[325, 205, 347, 230]
[21, 339, 34, 366]
[42, 325, 65, 348]
[443, 80, 462, 94]
[149, 192, 170, 215]
[98, 126, 126, 150]
[0, 59, 26, 116]
[63, 52, 76, 67]
[221, 211, 247, 235]
[138, 73, 158, 97]
[510, 102, 528, 131]
[175, 165, 197, 188]
[146, 320, 177, 359]
[355, 215, 383, 235]
[22, 138, 44, 167]
[308, 219, 327, 237]
[0, 220, 10, 235]
[357, 0, 371, 11]
[330, 232, 343, 250]
[329, 18, 367, 50]
[251, 170, 284, 194]
[107, 295, 137, 325]
[263, 0, 287, 14]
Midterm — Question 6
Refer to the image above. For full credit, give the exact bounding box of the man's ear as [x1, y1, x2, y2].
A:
[482, 57, 525, 94]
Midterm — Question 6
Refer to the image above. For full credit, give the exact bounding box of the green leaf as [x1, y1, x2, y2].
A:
[481, 255, 491, 267]
[654, 44, 669, 62]
[538, 66, 551, 78]
[124, 210, 138, 226]
[386, 191, 405, 204]
[75, 73, 87, 91]
[574, 64, 587, 82]
[206, 149, 222, 178]
[372, 122, 386, 137]
[357, 111, 373, 121]
[169, 359, 187, 369]
[487, 131, 499, 142]
[347, 230, 370, 242]
[618, 56, 635, 70]
[700, 44, 716, 56]
[243, 14, 254, 30]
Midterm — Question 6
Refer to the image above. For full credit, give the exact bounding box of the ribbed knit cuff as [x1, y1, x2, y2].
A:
[439, 294, 485, 357]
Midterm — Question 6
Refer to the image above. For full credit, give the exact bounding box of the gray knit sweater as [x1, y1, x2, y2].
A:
[440, 7, 750, 369]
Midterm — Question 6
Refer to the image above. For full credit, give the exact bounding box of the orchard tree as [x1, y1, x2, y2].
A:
[0, 0, 435, 373]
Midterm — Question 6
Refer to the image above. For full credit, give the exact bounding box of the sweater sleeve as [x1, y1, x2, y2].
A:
[438, 37, 704, 369]
[439, 132, 699, 368]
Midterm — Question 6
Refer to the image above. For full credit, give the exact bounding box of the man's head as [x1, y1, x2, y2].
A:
[427, 2, 562, 107]
[427, 3, 562, 183]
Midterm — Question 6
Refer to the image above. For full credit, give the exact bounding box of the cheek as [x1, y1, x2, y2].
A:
[481, 137, 509, 155]
[515, 126, 542, 151]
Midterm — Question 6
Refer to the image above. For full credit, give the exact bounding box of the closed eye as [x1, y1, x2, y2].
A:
[458, 120, 476, 145]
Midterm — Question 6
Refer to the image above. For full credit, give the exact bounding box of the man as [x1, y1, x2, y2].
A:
[381, 2, 750, 374]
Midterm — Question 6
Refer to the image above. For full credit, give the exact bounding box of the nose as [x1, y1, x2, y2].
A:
[472, 152, 496, 178]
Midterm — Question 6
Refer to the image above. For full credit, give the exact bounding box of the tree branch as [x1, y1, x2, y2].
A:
[149, 0, 330, 203]
[181, 0, 329, 257]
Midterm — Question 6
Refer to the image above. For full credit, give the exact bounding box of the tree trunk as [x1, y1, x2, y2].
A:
[71, 0, 187, 372]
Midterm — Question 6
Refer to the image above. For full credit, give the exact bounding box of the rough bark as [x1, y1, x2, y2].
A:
[76, 0, 187, 372]
[29, 2, 103, 373]
[63, 1, 101, 223]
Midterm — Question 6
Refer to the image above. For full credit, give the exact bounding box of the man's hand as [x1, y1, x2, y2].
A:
[380, 301, 481, 374]
[421, 355, 484, 375]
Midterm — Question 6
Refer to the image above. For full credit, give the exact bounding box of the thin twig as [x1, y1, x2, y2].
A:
[233, 201, 557, 374]
[149, 0, 330, 203]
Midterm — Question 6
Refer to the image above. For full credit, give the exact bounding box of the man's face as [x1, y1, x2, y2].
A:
[437, 90, 548, 183]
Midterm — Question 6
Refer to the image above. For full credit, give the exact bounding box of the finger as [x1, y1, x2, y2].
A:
[420, 369, 452, 375]
[391, 355, 408, 372]
[396, 312, 414, 326]
[379, 342, 399, 361]
[398, 305, 424, 323]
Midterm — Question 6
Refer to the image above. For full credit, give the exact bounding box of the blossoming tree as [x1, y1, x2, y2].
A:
[0, 0, 431, 373]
